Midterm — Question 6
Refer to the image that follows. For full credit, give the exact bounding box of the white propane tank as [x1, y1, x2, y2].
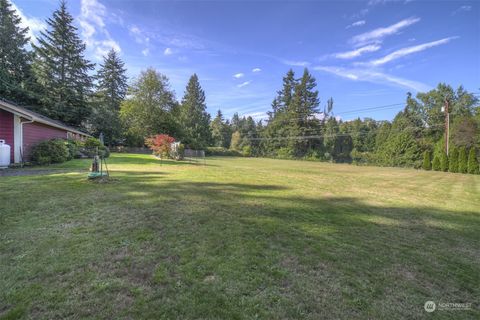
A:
[0, 139, 11, 168]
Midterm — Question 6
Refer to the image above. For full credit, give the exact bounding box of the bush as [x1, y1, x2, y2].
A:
[458, 146, 468, 173]
[440, 151, 449, 172]
[65, 139, 82, 160]
[82, 137, 110, 158]
[422, 151, 431, 170]
[276, 147, 294, 159]
[205, 147, 242, 157]
[467, 148, 479, 174]
[432, 155, 441, 171]
[31, 139, 69, 165]
[448, 147, 458, 173]
[242, 145, 252, 157]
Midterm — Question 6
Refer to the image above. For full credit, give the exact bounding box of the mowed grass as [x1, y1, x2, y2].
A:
[0, 154, 479, 319]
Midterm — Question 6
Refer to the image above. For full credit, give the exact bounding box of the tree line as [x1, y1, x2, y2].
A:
[1, 0, 479, 172]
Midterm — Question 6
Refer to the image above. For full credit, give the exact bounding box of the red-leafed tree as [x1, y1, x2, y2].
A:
[145, 134, 175, 159]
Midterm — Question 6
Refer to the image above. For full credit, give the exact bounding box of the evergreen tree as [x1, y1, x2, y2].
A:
[32, 0, 94, 127]
[440, 151, 449, 172]
[432, 155, 441, 171]
[448, 147, 458, 173]
[458, 146, 468, 173]
[287, 68, 320, 157]
[422, 151, 431, 170]
[90, 49, 127, 145]
[0, 0, 35, 104]
[178, 74, 211, 149]
[210, 110, 231, 148]
[120, 68, 178, 146]
[467, 148, 479, 174]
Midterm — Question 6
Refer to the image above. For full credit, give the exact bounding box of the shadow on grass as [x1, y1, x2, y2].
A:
[1, 174, 478, 320]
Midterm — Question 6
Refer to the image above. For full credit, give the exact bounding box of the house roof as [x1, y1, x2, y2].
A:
[0, 99, 91, 137]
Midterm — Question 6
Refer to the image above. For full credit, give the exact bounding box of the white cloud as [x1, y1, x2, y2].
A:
[142, 48, 150, 56]
[79, 0, 121, 60]
[366, 37, 457, 66]
[252, 68, 262, 72]
[281, 59, 310, 67]
[314, 65, 431, 92]
[10, 3, 47, 43]
[233, 73, 244, 79]
[237, 81, 251, 88]
[452, 5, 472, 15]
[164, 47, 173, 55]
[346, 20, 366, 29]
[351, 17, 420, 46]
[333, 44, 381, 59]
[129, 25, 150, 45]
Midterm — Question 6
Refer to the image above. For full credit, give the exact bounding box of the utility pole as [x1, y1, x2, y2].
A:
[444, 98, 450, 155]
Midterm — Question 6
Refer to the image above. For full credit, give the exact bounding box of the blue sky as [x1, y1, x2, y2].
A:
[12, 0, 480, 121]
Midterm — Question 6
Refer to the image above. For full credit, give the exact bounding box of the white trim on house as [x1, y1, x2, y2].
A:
[13, 115, 22, 163]
[0, 100, 90, 137]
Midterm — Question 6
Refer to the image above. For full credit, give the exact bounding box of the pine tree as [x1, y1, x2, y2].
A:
[90, 49, 127, 145]
[210, 110, 231, 148]
[178, 74, 211, 149]
[458, 146, 468, 173]
[467, 148, 478, 174]
[0, 0, 35, 104]
[422, 151, 431, 170]
[287, 68, 320, 157]
[32, 0, 94, 127]
[432, 155, 441, 171]
[448, 147, 458, 173]
[440, 151, 449, 172]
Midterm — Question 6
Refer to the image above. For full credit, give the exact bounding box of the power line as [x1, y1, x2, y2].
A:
[245, 123, 446, 142]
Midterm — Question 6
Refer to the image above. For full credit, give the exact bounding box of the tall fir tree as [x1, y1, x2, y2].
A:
[32, 0, 94, 127]
[0, 0, 35, 104]
[90, 49, 127, 145]
[287, 68, 320, 156]
[210, 110, 231, 148]
[178, 74, 211, 149]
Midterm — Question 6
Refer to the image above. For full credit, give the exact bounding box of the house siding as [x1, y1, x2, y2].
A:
[23, 122, 68, 160]
[0, 109, 14, 162]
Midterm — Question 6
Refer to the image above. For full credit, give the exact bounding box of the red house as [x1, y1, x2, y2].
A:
[0, 99, 90, 163]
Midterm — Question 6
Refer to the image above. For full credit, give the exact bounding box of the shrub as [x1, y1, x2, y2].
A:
[276, 147, 294, 159]
[82, 137, 110, 158]
[205, 147, 242, 156]
[458, 146, 468, 173]
[242, 145, 252, 157]
[31, 139, 69, 165]
[145, 134, 175, 158]
[440, 151, 449, 172]
[467, 148, 479, 174]
[448, 147, 458, 173]
[65, 139, 82, 160]
[422, 151, 431, 170]
[432, 155, 441, 171]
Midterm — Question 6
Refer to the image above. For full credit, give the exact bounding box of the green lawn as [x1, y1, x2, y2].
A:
[1, 153, 479, 319]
